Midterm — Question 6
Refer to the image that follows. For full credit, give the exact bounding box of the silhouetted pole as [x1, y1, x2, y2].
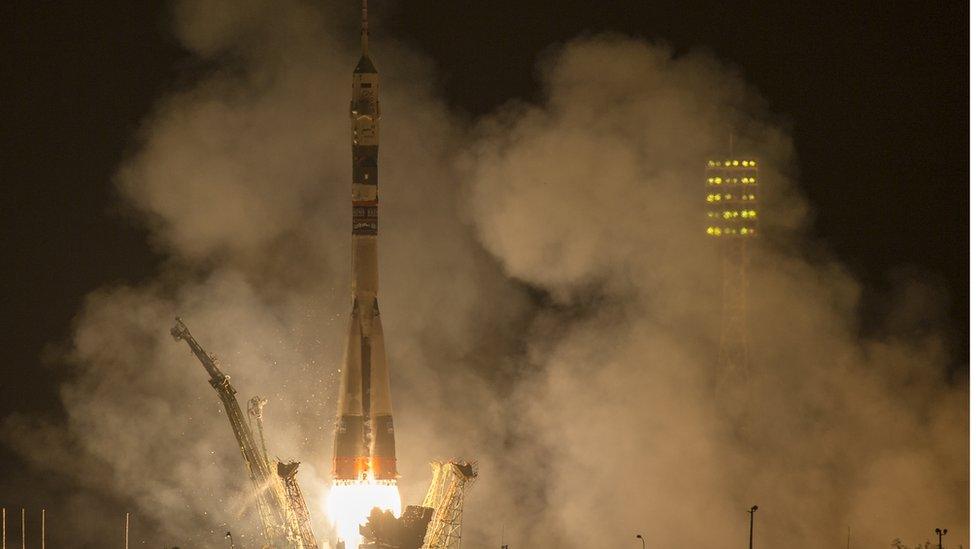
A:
[636, 533, 646, 548]
[747, 505, 759, 549]
[40, 509, 44, 549]
[934, 528, 947, 549]
[225, 531, 236, 549]
[20, 509, 24, 549]
[2, 507, 5, 549]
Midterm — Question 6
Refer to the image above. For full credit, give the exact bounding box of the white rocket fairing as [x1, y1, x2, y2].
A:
[332, 0, 397, 482]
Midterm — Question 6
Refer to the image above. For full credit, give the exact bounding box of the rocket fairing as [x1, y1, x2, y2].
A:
[332, 0, 398, 482]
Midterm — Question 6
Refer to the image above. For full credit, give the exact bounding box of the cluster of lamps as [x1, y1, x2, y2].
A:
[707, 176, 757, 185]
[707, 159, 758, 167]
[706, 193, 757, 202]
[706, 210, 758, 219]
[706, 226, 757, 236]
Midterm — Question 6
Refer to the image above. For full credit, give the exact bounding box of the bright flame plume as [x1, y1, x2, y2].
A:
[325, 474, 402, 547]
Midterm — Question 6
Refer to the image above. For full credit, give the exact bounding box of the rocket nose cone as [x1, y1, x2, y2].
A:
[354, 55, 377, 74]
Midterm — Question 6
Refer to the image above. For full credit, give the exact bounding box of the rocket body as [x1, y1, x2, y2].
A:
[332, 32, 398, 482]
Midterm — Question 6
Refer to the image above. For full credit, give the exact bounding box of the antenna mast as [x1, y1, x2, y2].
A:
[361, 0, 369, 54]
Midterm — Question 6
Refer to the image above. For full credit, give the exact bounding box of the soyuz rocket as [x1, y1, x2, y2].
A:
[332, 0, 398, 482]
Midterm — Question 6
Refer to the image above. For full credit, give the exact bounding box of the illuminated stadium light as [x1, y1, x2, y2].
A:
[704, 154, 758, 377]
[704, 158, 759, 238]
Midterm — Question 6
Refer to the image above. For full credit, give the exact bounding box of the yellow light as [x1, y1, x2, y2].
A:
[707, 161, 715, 167]
[724, 160, 731, 167]
[725, 194, 732, 199]
[732, 160, 739, 166]
[327, 476, 402, 547]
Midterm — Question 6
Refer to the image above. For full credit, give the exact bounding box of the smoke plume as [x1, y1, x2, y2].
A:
[3, 1, 966, 547]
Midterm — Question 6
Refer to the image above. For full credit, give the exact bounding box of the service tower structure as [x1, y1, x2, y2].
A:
[332, 0, 398, 483]
[704, 158, 759, 377]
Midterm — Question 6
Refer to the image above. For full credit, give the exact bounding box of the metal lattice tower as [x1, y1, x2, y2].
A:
[170, 318, 290, 547]
[704, 158, 759, 378]
[173, 319, 320, 549]
[420, 460, 478, 549]
[277, 461, 319, 549]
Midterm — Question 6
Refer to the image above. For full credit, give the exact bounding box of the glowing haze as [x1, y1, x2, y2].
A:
[1, 1, 966, 548]
[326, 477, 401, 546]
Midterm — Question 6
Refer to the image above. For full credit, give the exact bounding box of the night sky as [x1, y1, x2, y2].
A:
[0, 0, 967, 522]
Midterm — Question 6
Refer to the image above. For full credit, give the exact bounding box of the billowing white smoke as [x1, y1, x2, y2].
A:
[2, 1, 966, 548]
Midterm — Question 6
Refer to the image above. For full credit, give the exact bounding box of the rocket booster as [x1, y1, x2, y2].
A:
[332, 0, 397, 482]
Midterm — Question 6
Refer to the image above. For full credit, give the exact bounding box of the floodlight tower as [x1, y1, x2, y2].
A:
[704, 157, 759, 378]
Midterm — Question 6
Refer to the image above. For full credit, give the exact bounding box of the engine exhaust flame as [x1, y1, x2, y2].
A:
[325, 474, 401, 547]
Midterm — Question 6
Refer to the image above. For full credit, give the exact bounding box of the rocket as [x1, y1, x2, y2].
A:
[332, 0, 397, 482]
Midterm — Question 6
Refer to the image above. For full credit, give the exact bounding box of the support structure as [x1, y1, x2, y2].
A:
[171, 318, 291, 547]
[748, 505, 758, 549]
[248, 396, 272, 465]
[278, 462, 319, 549]
[172, 318, 320, 548]
[705, 158, 759, 379]
[421, 461, 478, 549]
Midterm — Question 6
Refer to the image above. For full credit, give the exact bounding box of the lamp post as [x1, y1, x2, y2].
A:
[636, 533, 645, 549]
[748, 505, 759, 549]
[224, 531, 235, 549]
[934, 528, 947, 549]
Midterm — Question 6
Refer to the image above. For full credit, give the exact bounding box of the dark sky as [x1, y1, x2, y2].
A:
[0, 0, 967, 504]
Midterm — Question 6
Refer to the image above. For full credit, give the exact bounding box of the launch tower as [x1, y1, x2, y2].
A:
[704, 158, 759, 377]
